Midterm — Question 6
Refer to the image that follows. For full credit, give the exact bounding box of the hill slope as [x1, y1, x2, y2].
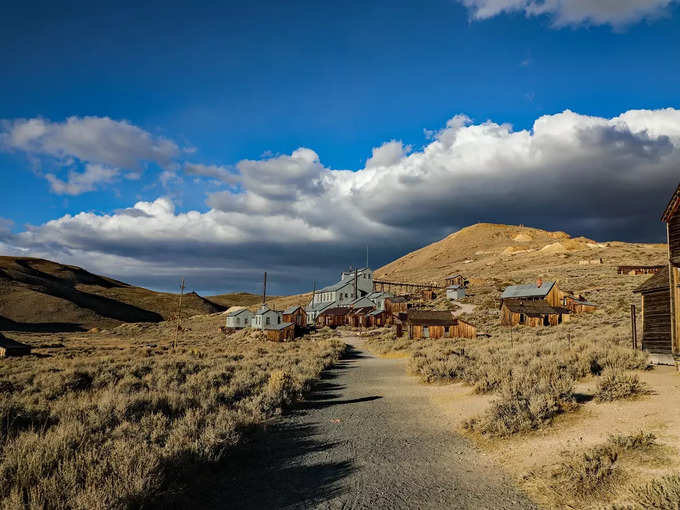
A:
[0, 256, 226, 331]
[376, 223, 666, 285]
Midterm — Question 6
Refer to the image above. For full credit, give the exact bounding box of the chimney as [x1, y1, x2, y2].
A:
[536, 278, 543, 288]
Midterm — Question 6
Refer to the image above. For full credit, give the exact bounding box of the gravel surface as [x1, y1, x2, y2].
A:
[204, 336, 537, 510]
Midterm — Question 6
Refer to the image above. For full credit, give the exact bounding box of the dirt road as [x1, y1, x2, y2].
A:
[205, 336, 535, 509]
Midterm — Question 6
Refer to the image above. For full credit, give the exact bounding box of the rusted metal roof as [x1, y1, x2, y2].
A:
[634, 265, 670, 293]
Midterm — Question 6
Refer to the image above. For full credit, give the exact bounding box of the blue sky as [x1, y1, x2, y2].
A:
[2, 1, 680, 294]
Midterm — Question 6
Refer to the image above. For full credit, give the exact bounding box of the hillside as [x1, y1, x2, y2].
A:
[376, 223, 666, 286]
[0, 256, 226, 331]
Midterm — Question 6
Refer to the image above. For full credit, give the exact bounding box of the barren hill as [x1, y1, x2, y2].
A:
[0, 256, 226, 332]
[376, 223, 666, 286]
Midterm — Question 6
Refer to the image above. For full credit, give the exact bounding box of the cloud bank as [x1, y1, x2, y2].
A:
[2, 108, 680, 293]
[459, 0, 677, 27]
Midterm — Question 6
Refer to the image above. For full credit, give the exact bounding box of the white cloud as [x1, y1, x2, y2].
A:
[184, 162, 237, 183]
[459, 0, 676, 27]
[45, 164, 119, 195]
[6, 108, 680, 292]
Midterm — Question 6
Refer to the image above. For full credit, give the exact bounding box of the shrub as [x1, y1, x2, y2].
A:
[626, 474, 680, 509]
[551, 445, 619, 499]
[608, 431, 657, 450]
[595, 370, 650, 402]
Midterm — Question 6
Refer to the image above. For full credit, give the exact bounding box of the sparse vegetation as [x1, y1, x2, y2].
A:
[595, 370, 651, 402]
[623, 474, 680, 509]
[0, 316, 345, 509]
[550, 444, 621, 499]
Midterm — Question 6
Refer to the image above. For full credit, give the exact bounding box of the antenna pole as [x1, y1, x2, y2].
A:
[263, 271, 267, 305]
[366, 245, 368, 268]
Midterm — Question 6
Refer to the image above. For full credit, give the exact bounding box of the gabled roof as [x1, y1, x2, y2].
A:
[264, 321, 294, 331]
[634, 265, 670, 293]
[305, 300, 335, 314]
[406, 310, 457, 326]
[318, 279, 354, 292]
[501, 281, 555, 300]
[367, 309, 386, 317]
[446, 274, 464, 279]
[318, 307, 351, 317]
[226, 308, 251, 317]
[255, 305, 271, 315]
[386, 296, 408, 303]
[503, 299, 570, 316]
[349, 306, 374, 316]
[283, 305, 303, 315]
[447, 285, 464, 290]
[350, 296, 375, 308]
[563, 295, 597, 306]
[662, 182, 680, 222]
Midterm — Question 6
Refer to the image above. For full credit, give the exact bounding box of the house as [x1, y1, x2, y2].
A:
[305, 267, 374, 324]
[617, 265, 665, 275]
[251, 305, 283, 330]
[347, 306, 373, 327]
[0, 334, 31, 357]
[421, 289, 437, 301]
[634, 182, 680, 365]
[500, 279, 561, 307]
[316, 307, 351, 328]
[366, 309, 390, 327]
[282, 305, 307, 328]
[406, 310, 476, 339]
[225, 308, 253, 329]
[445, 274, 468, 287]
[561, 294, 597, 313]
[501, 299, 570, 327]
[263, 322, 295, 342]
[384, 296, 409, 315]
[446, 285, 466, 301]
[634, 266, 672, 363]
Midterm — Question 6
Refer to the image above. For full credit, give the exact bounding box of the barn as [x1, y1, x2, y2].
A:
[282, 305, 307, 328]
[263, 322, 295, 342]
[0, 334, 31, 357]
[316, 307, 351, 328]
[406, 310, 476, 339]
[501, 299, 570, 327]
[634, 266, 672, 362]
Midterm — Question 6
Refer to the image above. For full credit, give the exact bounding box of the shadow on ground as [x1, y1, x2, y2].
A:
[178, 344, 371, 509]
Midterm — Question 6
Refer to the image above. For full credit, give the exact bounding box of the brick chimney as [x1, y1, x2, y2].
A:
[536, 278, 543, 288]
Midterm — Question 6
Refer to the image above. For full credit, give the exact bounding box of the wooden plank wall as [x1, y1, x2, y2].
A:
[642, 290, 672, 354]
[408, 322, 476, 339]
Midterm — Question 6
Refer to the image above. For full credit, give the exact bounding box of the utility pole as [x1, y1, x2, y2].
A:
[366, 245, 369, 269]
[263, 271, 267, 305]
[354, 267, 358, 300]
[174, 278, 185, 350]
[631, 304, 638, 349]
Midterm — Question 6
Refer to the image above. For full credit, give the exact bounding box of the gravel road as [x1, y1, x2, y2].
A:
[205, 336, 536, 510]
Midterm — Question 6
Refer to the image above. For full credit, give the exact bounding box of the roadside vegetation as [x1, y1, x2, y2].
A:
[0, 315, 345, 509]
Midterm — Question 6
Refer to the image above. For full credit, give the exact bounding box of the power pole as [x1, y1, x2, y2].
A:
[366, 245, 368, 269]
[263, 271, 267, 305]
[174, 278, 185, 350]
[354, 267, 358, 300]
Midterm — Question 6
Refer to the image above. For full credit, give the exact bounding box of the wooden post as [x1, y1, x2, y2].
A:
[354, 268, 358, 299]
[630, 304, 637, 350]
[174, 278, 185, 350]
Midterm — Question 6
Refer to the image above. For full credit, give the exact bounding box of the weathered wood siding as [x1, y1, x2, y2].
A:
[641, 290, 672, 354]
[408, 321, 476, 339]
[668, 215, 680, 264]
[265, 325, 295, 342]
[283, 309, 306, 327]
[501, 304, 568, 327]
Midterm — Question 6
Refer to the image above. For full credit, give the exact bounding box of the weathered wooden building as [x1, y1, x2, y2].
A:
[663, 183, 680, 366]
[347, 306, 372, 327]
[446, 285, 466, 300]
[251, 305, 283, 330]
[445, 274, 468, 287]
[263, 322, 295, 342]
[406, 310, 476, 339]
[500, 279, 561, 307]
[421, 289, 437, 301]
[366, 309, 390, 327]
[282, 305, 307, 328]
[501, 299, 570, 327]
[617, 265, 665, 275]
[316, 307, 351, 328]
[0, 334, 31, 357]
[634, 266, 672, 361]
[225, 307, 253, 329]
[384, 296, 408, 315]
[561, 294, 598, 313]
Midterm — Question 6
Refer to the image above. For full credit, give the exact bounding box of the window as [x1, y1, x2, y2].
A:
[266, 316, 271, 325]
[444, 326, 450, 337]
[423, 326, 430, 338]
[519, 314, 525, 324]
[236, 317, 240, 325]
[278, 316, 281, 324]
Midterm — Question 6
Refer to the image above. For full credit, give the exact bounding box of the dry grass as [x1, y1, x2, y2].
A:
[595, 370, 651, 402]
[0, 315, 345, 509]
[621, 474, 680, 509]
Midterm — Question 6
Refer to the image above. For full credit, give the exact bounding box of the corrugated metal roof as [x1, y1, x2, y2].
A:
[226, 308, 251, 317]
[264, 321, 294, 331]
[501, 281, 555, 299]
[283, 305, 302, 315]
[255, 305, 273, 315]
[318, 279, 354, 292]
[318, 307, 351, 316]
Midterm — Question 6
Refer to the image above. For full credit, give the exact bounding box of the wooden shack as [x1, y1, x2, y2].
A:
[282, 305, 307, 328]
[384, 296, 408, 315]
[264, 322, 295, 342]
[0, 334, 31, 357]
[316, 307, 351, 328]
[500, 279, 561, 307]
[634, 266, 672, 360]
[562, 294, 598, 313]
[617, 265, 665, 275]
[347, 307, 372, 327]
[662, 182, 680, 365]
[366, 309, 389, 327]
[501, 299, 570, 327]
[421, 289, 436, 301]
[445, 274, 467, 287]
[406, 310, 476, 339]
